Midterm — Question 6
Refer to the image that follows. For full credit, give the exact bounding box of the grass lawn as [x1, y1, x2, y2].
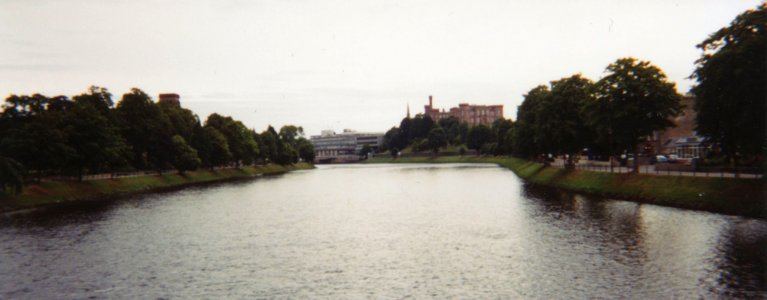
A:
[365, 156, 765, 218]
[0, 163, 314, 213]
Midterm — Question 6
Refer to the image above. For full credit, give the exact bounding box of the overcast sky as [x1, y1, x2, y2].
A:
[1, 0, 761, 135]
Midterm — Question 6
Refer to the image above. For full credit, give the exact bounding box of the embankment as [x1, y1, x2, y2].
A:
[0, 163, 314, 214]
[365, 156, 766, 218]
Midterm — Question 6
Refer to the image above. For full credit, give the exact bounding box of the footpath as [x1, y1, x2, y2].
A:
[549, 158, 763, 179]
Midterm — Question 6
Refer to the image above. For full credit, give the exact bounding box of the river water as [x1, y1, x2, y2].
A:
[0, 164, 764, 298]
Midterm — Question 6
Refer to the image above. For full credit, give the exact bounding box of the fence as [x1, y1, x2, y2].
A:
[571, 162, 763, 179]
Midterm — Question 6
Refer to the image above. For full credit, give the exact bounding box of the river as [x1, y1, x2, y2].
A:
[1, 164, 765, 298]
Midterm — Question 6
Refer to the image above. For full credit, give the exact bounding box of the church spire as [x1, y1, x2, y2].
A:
[406, 102, 411, 119]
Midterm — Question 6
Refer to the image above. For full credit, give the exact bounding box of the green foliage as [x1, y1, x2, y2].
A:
[65, 98, 131, 180]
[359, 144, 372, 159]
[259, 127, 279, 164]
[171, 135, 201, 174]
[382, 127, 402, 151]
[200, 127, 231, 168]
[279, 125, 304, 145]
[115, 88, 173, 170]
[491, 118, 513, 155]
[0, 156, 25, 194]
[692, 5, 766, 161]
[0, 86, 312, 186]
[588, 58, 681, 167]
[467, 125, 493, 152]
[408, 115, 435, 143]
[426, 126, 448, 154]
[205, 114, 260, 166]
[514, 85, 549, 158]
[296, 137, 315, 162]
[438, 116, 468, 145]
[537, 74, 594, 166]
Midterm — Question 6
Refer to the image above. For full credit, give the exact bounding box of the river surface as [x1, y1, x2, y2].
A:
[1, 164, 765, 298]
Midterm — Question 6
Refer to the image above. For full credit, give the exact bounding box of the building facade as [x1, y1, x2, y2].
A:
[310, 129, 384, 163]
[159, 93, 180, 106]
[423, 95, 504, 126]
[652, 96, 707, 159]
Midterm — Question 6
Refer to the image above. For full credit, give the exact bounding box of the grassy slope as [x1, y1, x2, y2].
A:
[365, 156, 766, 218]
[0, 163, 314, 213]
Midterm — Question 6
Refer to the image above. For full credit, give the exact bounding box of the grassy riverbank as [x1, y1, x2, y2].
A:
[365, 156, 766, 218]
[0, 163, 314, 213]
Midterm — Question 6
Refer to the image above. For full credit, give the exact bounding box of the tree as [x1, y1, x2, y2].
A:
[466, 125, 493, 153]
[691, 5, 766, 166]
[160, 102, 201, 144]
[205, 114, 259, 166]
[63, 99, 130, 180]
[171, 135, 201, 174]
[537, 74, 594, 168]
[200, 127, 231, 168]
[499, 126, 515, 156]
[491, 118, 514, 155]
[115, 88, 173, 171]
[438, 116, 466, 145]
[279, 125, 304, 145]
[259, 127, 279, 163]
[359, 144, 372, 159]
[426, 127, 448, 154]
[382, 127, 402, 151]
[296, 137, 315, 162]
[0, 156, 25, 195]
[408, 115, 435, 144]
[0, 94, 74, 180]
[514, 85, 549, 159]
[588, 58, 682, 173]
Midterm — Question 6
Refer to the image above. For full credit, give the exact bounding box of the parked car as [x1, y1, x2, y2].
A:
[653, 155, 668, 164]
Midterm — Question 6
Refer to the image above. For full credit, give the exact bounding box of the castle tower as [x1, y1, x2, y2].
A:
[159, 93, 180, 107]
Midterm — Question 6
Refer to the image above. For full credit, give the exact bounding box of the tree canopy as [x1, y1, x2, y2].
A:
[0, 86, 313, 191]
[691, 5, 766, 162]
[589, 58, 682, 171]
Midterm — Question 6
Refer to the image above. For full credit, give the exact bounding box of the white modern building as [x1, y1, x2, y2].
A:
[310, 129, 384, 163]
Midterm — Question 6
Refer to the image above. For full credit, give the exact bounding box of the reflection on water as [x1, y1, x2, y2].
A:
[0, 164, 764, 298]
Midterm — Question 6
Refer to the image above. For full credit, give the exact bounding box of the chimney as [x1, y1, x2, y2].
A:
[429, 95, 433, 108]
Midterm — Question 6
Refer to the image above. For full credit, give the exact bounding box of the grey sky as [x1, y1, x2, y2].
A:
[1, 0, 761, 135]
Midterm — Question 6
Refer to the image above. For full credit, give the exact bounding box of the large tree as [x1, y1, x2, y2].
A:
[64, 99, 130, 180]
[0, 156, 25, 195]
[588, 58, 682, 172]
[491, 118, 514, 155]
[513, 85, 549, 159]
[466, 125, 493, 153]
[115, 88, 173, 171]
[295, 137, 315, 162]
[536, 74, 594, 168]
[426, 126, 448, 154]
[205, 114, 259, 167]
[170, 135, 201, 174]
[691, 5, 766, 165]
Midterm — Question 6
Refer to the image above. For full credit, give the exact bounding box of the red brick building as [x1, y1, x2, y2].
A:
[652, 96, 707, 158]
[159, 93, 180, 107]
[423, 95, 504, 126]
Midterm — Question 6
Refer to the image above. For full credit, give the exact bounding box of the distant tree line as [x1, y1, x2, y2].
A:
[0, 87, 314, 192]
[383, 5, 764, 173]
